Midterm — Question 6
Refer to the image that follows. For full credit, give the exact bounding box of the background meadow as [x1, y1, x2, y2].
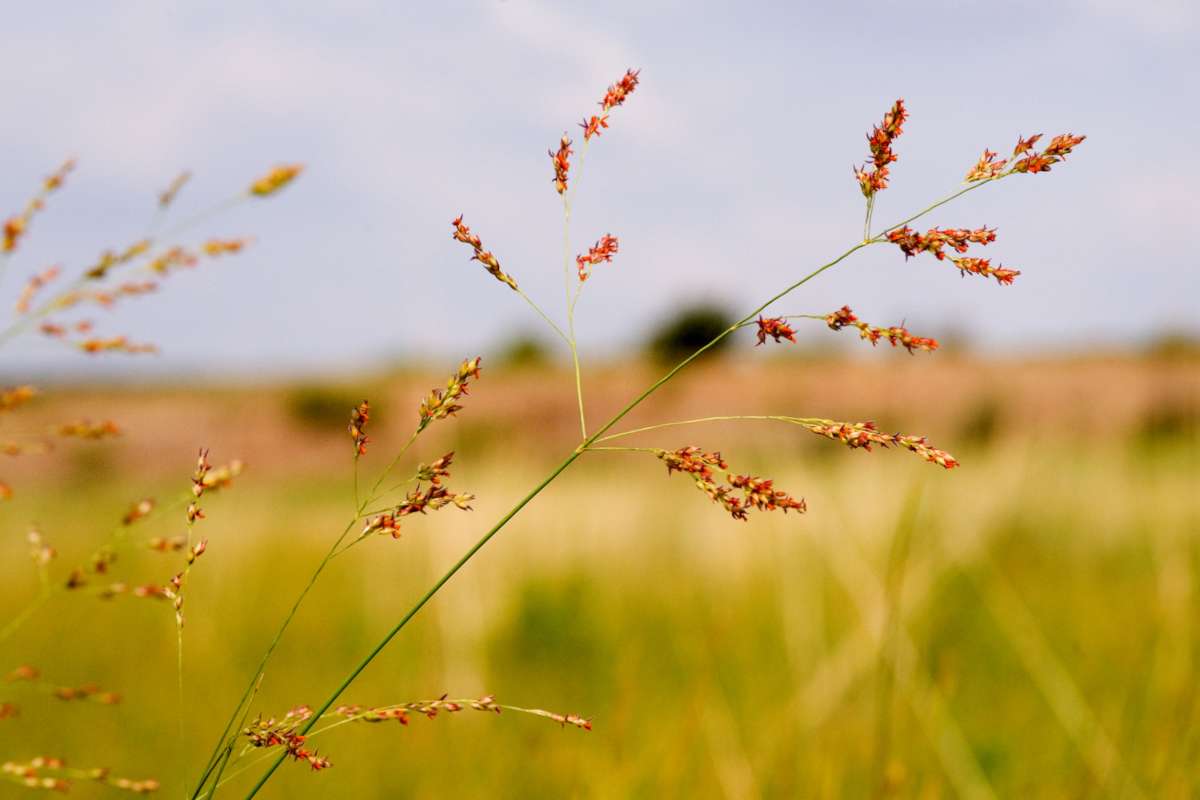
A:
[2, 352, 1195, 797]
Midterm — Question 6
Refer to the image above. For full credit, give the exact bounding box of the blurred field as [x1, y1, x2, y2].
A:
[1, 354, 1197, 798]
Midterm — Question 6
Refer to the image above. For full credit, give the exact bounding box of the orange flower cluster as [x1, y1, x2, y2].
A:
[348, 401, 370, 456]
[802, 420, 959, 469]
[886, 226, 1019, 285]
[56, 420, 121, 439]
[451, 216, 518, 290]
[854, 99, 907, 197]
[418, 357, 482, 427]
[964, 133, 1086, 181]
[250, 164, 304, 197]
[887, 226, 996, 260]
[15, 266, 60, 313]
[550, 135, 573, 195]
[362, 453, 473, 539]
[964, 149, 1008, 182]
[2, 159, 75, 254]
[656, 446, 806, 521]
[821, 305, 938, 353]
[1011, 133, 1087, 175]
[755, 316, 796, 345]
[579, 68, 640, 141]
[244, 709, 331, 772]
[78, 336, 157, 355]
[950, 257, 1020, 285]
[575, 234, 619, 281]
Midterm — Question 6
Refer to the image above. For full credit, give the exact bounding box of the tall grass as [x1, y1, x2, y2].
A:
[0, 68, 1119, 796]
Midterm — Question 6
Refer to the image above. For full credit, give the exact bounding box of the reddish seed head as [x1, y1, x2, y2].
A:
[819, 306, 939, 353]
[824, 305, 859, 330]
[952, 257, 1021, 285]
[549, 135, 573, 195]
[887, 225, 996, 260]
[1008, 132, 1086, 175]
[600, 68, 641, 112]
[655, 446, 805, 520]
[450, 216, 518, 290]
[579, 114, 609, 140]
[855, 99, 908, 197]
[755, 316, 797, 345]
[349, 401, 370, 456]
[802, 420, 958, 469]
[1012, 134, 1043, 157]
[575, 234, 619, 281]
[964, 149, 1008, 182]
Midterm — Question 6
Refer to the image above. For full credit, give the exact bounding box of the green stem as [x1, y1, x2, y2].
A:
[0, 590, 50, 644]
[515, 288, 570, 345]
[562, 137, 592, 439]
[562, 201, 587, 438]
[190, 517, 358, 798]
[194, 429, 423, 797]
[595, 415, 828, 444]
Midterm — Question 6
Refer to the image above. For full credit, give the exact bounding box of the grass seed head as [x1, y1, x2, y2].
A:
[250, 164, 303, 197]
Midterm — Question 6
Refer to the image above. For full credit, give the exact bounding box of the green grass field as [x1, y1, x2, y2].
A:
[1, 361, 1197, 798]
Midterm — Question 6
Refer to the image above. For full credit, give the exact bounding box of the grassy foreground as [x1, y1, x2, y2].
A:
[1, 357, 1196, 798]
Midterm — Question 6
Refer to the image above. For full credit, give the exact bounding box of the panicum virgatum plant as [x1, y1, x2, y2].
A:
[179, 71, 1083, 798]
[1, 68, 1087, 798]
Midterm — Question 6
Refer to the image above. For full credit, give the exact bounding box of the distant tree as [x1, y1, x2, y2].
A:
[645, 303, 736, 363]
[499, 333, 552, 369]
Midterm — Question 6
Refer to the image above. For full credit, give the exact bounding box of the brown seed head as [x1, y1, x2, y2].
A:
[349, 401, 370, 456]
[755, 316, 797, 346]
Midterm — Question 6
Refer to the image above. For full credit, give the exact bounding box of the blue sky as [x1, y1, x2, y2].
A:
[1, 0, 1196, 376]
